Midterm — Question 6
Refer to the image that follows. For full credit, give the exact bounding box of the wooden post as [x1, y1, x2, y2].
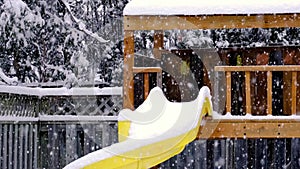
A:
[245, 71, 251, 114]
[267, 71, 272, 115]
[154, 30, 164, 88]
[123, 30, 135, 110]
[153, 30, 164, 60]
[226, 72, 231, 113]
[144, 73, 150, 100]
[292, 71, 297, 115]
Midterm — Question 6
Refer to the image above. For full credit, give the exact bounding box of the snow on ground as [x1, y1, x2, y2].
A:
[124, 0, 300, 15]
[63, 86, 212, 169]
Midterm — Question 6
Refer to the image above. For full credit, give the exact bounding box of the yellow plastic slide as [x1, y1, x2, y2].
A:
[64, 86, 212, 169]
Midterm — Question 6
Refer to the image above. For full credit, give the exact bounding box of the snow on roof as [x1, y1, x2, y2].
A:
[124, 0, 300, 16]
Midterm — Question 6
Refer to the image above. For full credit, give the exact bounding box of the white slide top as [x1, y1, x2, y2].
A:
[124, 0, 300, 15]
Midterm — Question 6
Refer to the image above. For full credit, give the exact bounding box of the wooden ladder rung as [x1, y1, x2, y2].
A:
[133, 67, 162, 73]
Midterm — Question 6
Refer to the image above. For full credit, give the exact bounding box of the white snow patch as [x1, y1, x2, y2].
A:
[0, 85, 122, 96]
[39, 115, 118, 122]
[0, 116, 38, 122]
[213, 111, 300, 120]
[0, 68, 18, 85]
[124, 0, 300, 15]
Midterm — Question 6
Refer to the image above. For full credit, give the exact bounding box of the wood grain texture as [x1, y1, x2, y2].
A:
[125, 14, 300, 30]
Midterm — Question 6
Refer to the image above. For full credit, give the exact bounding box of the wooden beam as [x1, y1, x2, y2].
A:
[215, 65, 300, 72]
[226, 72, 231, 113]
[198, 119, 300, 139]
[245, 71, 251, 114]
[153, 30, 164, 60]
[267, 71, 272, 115]
[292, 72, 297, 115]
[133, 67, 162, 73]
[124, 14, 300, 31]
[144, 73, 149, 100]
[153, 31, 164, 89]
[123, 30, 135, 110]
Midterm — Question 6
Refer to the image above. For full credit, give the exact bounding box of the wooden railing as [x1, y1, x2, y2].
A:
[215, 65, 300, 115]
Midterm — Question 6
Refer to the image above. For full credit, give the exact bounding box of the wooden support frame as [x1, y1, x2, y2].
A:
[123, 11, 300, 139]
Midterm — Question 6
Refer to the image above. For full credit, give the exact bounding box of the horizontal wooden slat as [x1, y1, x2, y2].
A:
[198, 119, 300, 139]
[39, 115, 118, 122]
[133, 67, 162, 73]
[124, 14, 300, 30]
[215, 65, 300, 72]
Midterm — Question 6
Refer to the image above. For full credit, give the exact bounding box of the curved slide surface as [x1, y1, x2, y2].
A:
[64, 86, 213, 169]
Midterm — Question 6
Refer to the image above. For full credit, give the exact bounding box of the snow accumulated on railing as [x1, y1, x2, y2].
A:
[0, 85, 122, 97]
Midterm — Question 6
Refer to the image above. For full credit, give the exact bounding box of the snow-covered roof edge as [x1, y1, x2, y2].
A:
[124, 0, 300, 16]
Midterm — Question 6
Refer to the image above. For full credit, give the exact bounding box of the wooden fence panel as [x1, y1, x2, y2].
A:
[1, 92, 300, 169]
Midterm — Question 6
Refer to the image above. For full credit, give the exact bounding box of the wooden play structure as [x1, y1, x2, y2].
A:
[122, 1, 300, 139]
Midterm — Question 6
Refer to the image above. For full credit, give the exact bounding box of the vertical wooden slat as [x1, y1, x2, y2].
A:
[255, 139, 268, 168]
[13, 125, 18, 169]
[0, 125, 2, 169]
[199, 140, 207, 169]
[19, 125, 23, 169]
[274, 139, 286, 168]
[33, 124, 38, 169]
[48, 124, 56, 169]
[95, 125, 102, 150]
[3, 125, 8, 169]
[234, 139, 248, 168]
[28, 125, 33, 169]
[144, 73, 150, 99]
[24, 125, 29, 169]
[8, 125, 13, 169]
[83, 124, 95, 156]
[102, 123, 110, 148]
[245, 71, 251, 114]
[292, 72, 297, 115]
[225, 139, 234, 168]
[123, 30, 135, 110]
[267, 71, 273, 115]
[226, 72, 232, 113]
[66, 124, 77, 164]
[185, 143, 194, 167]
[292, 138, 300, 168]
